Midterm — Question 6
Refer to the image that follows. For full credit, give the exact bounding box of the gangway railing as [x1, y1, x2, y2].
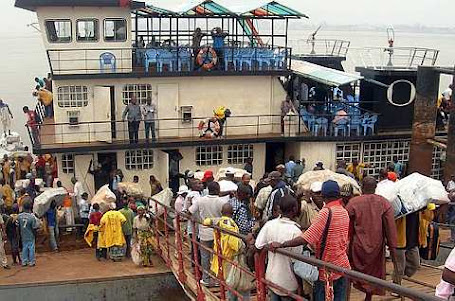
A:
[148, 197, 443, 301]
[289, 39, 350, 57]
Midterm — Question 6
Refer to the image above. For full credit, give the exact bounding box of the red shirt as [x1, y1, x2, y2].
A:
[89, 211, 103, 226]
[26, 111, 37, 127]
[302, 199, 351, 281]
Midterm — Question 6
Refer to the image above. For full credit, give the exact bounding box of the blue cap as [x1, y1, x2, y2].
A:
[321, 180, 340, 198]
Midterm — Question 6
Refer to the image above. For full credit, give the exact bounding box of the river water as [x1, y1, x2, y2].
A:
[1, 29, 454, 146]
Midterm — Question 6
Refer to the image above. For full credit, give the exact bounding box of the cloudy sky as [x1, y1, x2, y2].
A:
[2, 0, 454, 36]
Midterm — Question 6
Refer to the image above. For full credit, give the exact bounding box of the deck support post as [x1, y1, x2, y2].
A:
[444, 73, 455, 182]
[408, 66, 439, 176]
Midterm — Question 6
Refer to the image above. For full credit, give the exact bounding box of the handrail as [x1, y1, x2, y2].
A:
[148, 197, 443, 301]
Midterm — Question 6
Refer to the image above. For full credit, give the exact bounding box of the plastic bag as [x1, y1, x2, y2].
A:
[226, 253, 255, 292]
[33, 187, 68, 217]
[375, 180, 402, 216]
[118, 182, 143, 198]
[131, 242, 142, 266]
[293, 250, 319, 283]
[91, 184, 116, 213]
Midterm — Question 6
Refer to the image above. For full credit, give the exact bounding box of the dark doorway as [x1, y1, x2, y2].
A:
[167, 149, 182, 194]
[94, 153, 117, 191]
[108, 86, 116, 139]
[265, 142, 285, 172]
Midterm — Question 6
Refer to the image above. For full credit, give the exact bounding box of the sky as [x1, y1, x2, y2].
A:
[1, 0, 455, 36]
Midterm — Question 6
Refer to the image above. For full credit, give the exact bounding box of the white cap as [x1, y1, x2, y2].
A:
[225, 167, 235, 175]
[177, 185, 189, 195]
[310, 181, 323, 193]
[219, 180, 238, 193]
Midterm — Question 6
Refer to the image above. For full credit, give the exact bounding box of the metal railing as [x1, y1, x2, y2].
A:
[26, 109, 382, 149]
[351, 47, 439, 69]
[148, 197, 443, 301]
[46, 46, 292, 76]
[290, 39, 351, 57]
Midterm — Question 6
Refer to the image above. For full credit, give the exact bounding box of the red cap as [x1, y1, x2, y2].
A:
[202, 170, 214, 182]
[387, 171, 397, 182]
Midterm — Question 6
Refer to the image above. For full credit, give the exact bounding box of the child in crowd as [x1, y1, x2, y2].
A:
[88, 203, 103, 260]
[5, 204, 21, 265]
[18, 201, 39, 267]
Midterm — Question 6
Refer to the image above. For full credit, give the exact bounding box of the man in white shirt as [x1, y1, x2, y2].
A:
[218, 167, 238, 202]
[141, 97, 157, 142]
[447, 175, 455, 192]
[71, 177, 85, 206]
[255, 194, 303, 300]
[183, 179, 203, 269]
[189, 181, 226, 286]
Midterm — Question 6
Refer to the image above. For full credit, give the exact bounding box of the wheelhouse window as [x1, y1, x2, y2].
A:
[77, 19, 98, 42]
[196, 146, 223, 166]
[62, 154, 74, 174]
[45, 20, 72, 43]
[122, 84, 152, 105]
[57, 86, 88, 108]
[125, 149, 154, 170]
[104, 19, 126, 42]
[227, 144, 254, 164]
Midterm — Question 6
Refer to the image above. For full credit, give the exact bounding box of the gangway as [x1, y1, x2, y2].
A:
[149, 198, 444, 301]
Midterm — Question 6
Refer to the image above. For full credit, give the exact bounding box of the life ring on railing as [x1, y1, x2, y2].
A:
[198, 118, 221, 138]
[196, 47, 218, 71]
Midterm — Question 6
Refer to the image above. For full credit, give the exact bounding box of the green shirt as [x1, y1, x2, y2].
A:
[119, 208, 134, 236]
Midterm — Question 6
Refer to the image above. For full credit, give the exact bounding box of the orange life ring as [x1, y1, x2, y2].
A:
[196, 47, 218, 70]
[198, 118, 221, 138]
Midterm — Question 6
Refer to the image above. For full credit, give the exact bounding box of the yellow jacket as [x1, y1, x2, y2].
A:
[97, 210, 126, 248]
[84, 224, 100, 247]
[210, 216, 241, 278]
[1, 184, 14, 207]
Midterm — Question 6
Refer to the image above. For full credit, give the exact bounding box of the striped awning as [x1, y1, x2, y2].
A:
[240, 1, 308, 18]
[137, 5, 177, 16]
[179, 0, 234, 16]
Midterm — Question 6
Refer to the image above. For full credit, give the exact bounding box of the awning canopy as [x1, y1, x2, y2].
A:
[291, 60, 363, 87]
[137, 0, 307, 18]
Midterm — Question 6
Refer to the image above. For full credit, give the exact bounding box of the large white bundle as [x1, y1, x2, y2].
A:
[91, 184, 116, 213]
[375, 180, 402, 216]
[149, 188, 173, 216]
[33, 187, 68, 217]
[118, 182, 144, 198]
[295, 170, 361, 195]
[396, 173, 449, 214]
[215, 168, 250, 181]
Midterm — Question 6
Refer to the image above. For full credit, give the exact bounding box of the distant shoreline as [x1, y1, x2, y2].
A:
[288, 24, 455, 35]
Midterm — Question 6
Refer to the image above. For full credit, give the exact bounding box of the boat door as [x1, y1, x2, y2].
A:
[157, 84, 179, 137]
[93, 86, 112, 143]
[265, 142, 285, 172]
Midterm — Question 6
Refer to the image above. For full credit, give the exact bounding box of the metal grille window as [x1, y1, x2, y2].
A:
[62, 154, 74, 174]
[77, 19, 98, 42]
[432, 147, 444, 180]
[104, 19, 127, 42]
[196, 146, 223, 166]
[362, 140, 410, 176]
[125, 150, 154, 170]
[335, 143, 361, 164]
[227, 144, 254, 164]
[122, 84, 152, 105]
[57, 86, 88, 108]
[45, 20, 72, 43]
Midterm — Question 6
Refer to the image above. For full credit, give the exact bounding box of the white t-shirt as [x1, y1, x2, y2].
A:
[447, 180, 455, 192]
[436, 247, 455, 300]
[185, 190, 201, 234]
[189, 194, 227, 241]
[255, 217, 303, 295]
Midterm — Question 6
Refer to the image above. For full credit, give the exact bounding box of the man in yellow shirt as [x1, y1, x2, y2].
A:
[0, 179, 14, 213]
[98, 203, 126, 261]
[347, 159, 371, 182]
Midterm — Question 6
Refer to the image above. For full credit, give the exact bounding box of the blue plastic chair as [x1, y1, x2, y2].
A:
[145, 49, 158, 73]
[256, 48, 274, 70]
[362, 114, 378, 135]
[349, 113, 362, 136]
[333, 118, 349, 137]
[300, 108, 316, 131]
[237, 48, 255, 71]
[100, 52, 116, 73]
[312, 117, 328, 136]
[178, 48, 192, 71]
[157, 49, 175, 72]
[223, 48, 234, 71]
[272, 48, 286, 69]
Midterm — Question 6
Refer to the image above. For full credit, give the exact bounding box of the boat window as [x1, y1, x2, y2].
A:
[104, 18, 127, 42]
[77, 19, 98, 42]
[196, 146, 223, 166]
[125, 149, 154, 170]
[227, 144, 254, 165]
[61, 154, 75, 174]
[57, 85, 88, 108]
[45, 20, 72, 43]
[122, 84, 152, 105]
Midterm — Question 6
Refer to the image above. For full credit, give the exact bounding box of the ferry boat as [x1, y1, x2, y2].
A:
[14, 0, 444, 196]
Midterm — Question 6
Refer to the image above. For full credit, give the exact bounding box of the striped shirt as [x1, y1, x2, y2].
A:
[302, 199, 350, 281]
